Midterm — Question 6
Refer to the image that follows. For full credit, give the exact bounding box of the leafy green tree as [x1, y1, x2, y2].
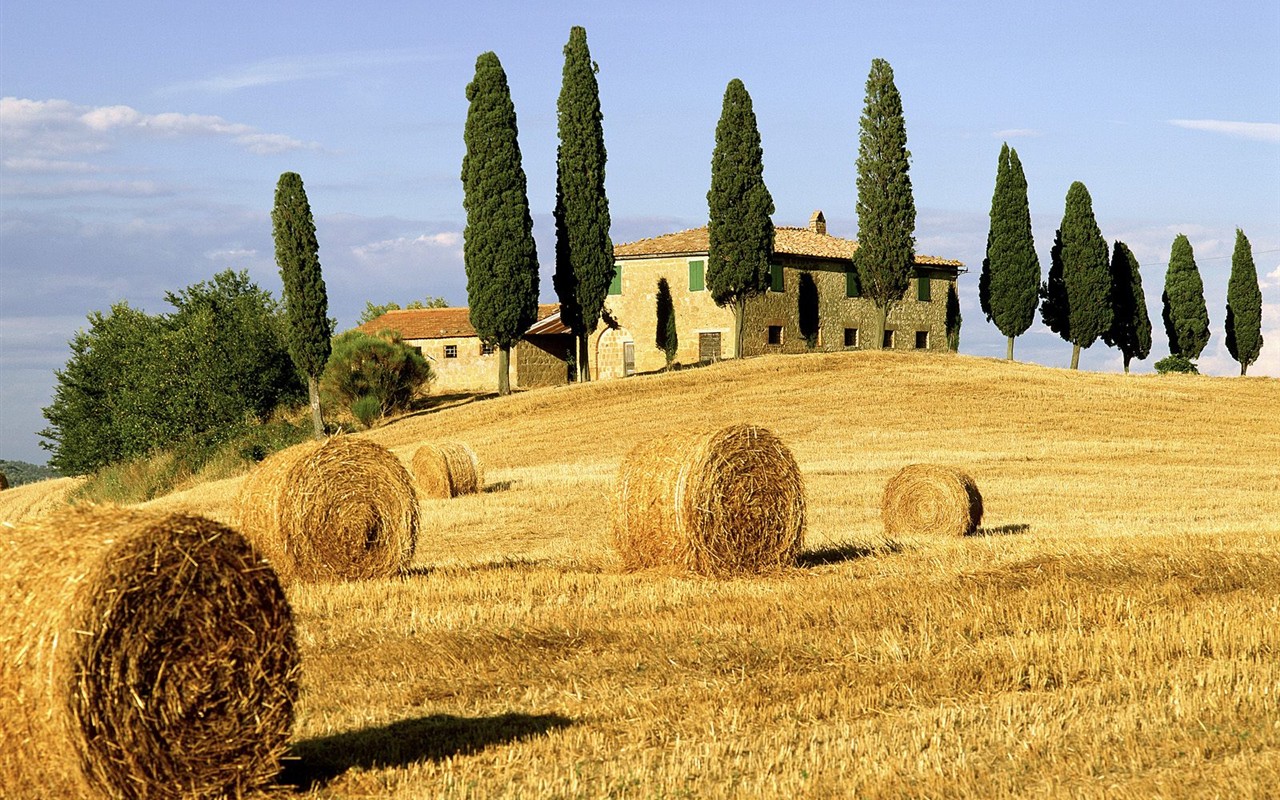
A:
[1038, 182, 1111, 369]
[553, 26, 613, 383]
[272, 171, 332, 436]
[1161, 233, 1210, 360]
[855, 58, 916, 349]
[320, 329, 433, 426]
[707, 78, 774, 359]
[980, 143, 1039, 360]
[461, 52, 540, 396]
[358, 297, 450, 326]
[1101, 241, 1152, 373]
[655, 277, 678, 369]
[1225, 228, 1263, 375]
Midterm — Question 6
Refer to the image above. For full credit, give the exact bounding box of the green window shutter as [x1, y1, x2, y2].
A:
[770, 263, 784, 292]
[609, 264, 622, 295]
[688, 259, 705, 292]
[845, 267, 860, 298]
[917, 274, 931, 302]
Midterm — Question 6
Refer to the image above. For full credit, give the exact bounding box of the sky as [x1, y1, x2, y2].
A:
[2, 0, 1278, 465]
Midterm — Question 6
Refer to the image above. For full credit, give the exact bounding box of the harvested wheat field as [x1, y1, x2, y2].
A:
[25, 351, 1280, 798]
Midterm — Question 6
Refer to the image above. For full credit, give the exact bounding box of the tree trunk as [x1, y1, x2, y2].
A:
[873, 305, 888, 350]
[1006, 335, 1015, 361]
[1241, 363, 1248, 376]
[498, 346, 511, 396]
[1123, 355, 1131, 374]
[1070, 344, 1081, 370]
[307, 375, 325, 439]
[578, 333, 591, 382]
[732, 299, 746, 359]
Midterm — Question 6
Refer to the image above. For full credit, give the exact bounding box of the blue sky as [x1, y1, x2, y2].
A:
[2, 1, 1278, 464]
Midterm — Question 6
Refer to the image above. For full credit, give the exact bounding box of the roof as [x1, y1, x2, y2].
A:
[525, 309, 572, 336]
[613, 225, 964, 268]
[358, 303, 560, 340]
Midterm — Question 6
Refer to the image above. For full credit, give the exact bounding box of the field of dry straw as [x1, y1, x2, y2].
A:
[3, 350, 1278, 798]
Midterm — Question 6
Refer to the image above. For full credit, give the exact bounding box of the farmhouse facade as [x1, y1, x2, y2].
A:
[599, 211, 965, 378]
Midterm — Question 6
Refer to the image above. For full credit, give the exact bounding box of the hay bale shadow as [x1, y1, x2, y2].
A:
[798, 540, 901, 567]
[971, 523, 1031, 537]
[280, 712, 574, 790]
[483, 479, 516, 494]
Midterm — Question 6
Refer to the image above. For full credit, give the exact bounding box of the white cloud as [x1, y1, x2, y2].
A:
[1168, 119, 1280, 143]
[162, 50, 434, 93]
[992, 128, 1042, 139]
[1264, 265, 1280, 287]
[351, 231, 463, 261]
[1, 157, 101, 174]
[0, 179, 173, 198]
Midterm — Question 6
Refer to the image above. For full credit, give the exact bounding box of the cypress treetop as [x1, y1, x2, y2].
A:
[706, 78, 774, 358]
[1101, 240, 1152, 373]
[982, 144, 1040, 359]
[1044, 181, 1111, 368]
[1225, 228, 1263, 375]
[1161, 233, 1210, 359]
[855, 58, 916, 347]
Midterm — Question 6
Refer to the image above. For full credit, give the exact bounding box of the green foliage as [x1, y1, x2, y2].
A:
[946, 282, 962, 352]
[462, 52, 540, 394]
[707, 78, 774, 357]
[798, 272, 820, 349]
[0, 460, 61, 487]
[1102, 241, 1152, 373]
[1039, 182, 1110, 367]
[553, 26, 613, 378]
[359, 297, 450, 326]
[272, 172, 332, 377]
[1225, 228, 1263, 375]
[320, 329, 433, 426]
[655, 277, 678, 368]
[982, 144, 1039, 351]
[1161, 233, 1210, 359]
[1154, 354, 1200, 375]
[855, 58, 916, 344]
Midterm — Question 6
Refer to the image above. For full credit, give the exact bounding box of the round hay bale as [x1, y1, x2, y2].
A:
[611, 424, 806, 576]
[881, 463, 983, 537]
[235, 436, 418, 583]
[0, 505, 298, 799]
[411, 442, 483, 498]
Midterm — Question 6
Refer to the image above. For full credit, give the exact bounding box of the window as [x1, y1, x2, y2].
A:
[688, 259, 705, 292]
[845, 267, 861, 298]
[915, 331, 929, 349]
[844, 328, 858, 348]
[766, 325, 783, 345]
[444, 344, 458, 359]
[480, 342, 495, 356]
[769, 263, 784, 292]
[608, 264, 622, 295]
[917, 275, 931, 302]
[882, 329, 895, 349]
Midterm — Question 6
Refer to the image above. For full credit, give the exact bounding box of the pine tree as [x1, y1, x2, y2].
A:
[553, 26, 613, 383]
[1161, 233, 1210, 360]
[982, 144, 1040, 360]
[1039, 182, 1110, 369]
[272, 171, 331, 437]
[461, 52, 540, 396]
[707, 78, 774, 359]
[1225, 228, 1263, 375]
[855, 58, 916, 349]
[655, 277, 678, 369]
[1102, 241, 1151, 373]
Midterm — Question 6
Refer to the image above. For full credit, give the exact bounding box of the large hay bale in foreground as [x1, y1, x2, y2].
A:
[0, 505, 298, 800]
[411, 442, 484, 499]
[882, 463, 983, 537]
[235, 437, 418, 583]
[611, 424, 806, 576]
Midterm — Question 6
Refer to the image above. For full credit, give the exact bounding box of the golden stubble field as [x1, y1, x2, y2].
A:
[5, 350, 1279, 798]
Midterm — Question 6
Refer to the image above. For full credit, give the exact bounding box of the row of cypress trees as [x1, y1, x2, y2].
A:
[979, 146, 1265, 375]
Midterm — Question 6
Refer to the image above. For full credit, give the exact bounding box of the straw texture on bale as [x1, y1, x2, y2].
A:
[881, 463, 984, 537]
[411, 442, 484, 498]
[611, 424, 806, 576]
[235, 436, 418, 583]
[0, 505, 298, 800]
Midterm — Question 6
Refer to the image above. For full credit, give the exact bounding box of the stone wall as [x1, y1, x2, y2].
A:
[407, 335, 496, 393]
[518, 334, 572, 388]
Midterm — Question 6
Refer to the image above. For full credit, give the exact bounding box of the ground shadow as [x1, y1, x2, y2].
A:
[483, 479, 516, 494]
[405, 556, 546, 580]
[798, 540, 901, 568]
[280, 712, 574, 791]
[971, 523, 1032, 537]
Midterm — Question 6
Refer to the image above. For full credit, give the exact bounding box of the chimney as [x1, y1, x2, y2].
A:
[808, 210, 826, 235]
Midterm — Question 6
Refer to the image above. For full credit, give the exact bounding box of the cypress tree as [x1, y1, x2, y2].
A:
[982, 144, 1040, 360]
[1039, 182, 1110, 369]
[272, 171, 331, 437]
[1161, 233, 1210, 360]
[553, 26, 613, 383]
[1225, 228, 1263, 375]
[946, 282, 962, 352]
[1101, 241, 1151, 373]
[707, 78, 774, 359]
[461, 52, 540, 396]
[855, 58, 916, 349]
[655, 277, 678, 369]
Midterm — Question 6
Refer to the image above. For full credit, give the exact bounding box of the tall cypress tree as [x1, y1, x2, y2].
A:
[1102, 241, 1151, 373]
[553, 26, 612, 383]
[461, 52, 539, 396]
[1161, 233, 1210, 360]
[855, 58, 916, 349]
[655, 277, 678, 369]
[1039, 182, 1110, 369]
[981, 143, 1040, 360]
[707, 78, 774, 359]
[272, 171, 331, 438]
[1225, 228, 1263, 375]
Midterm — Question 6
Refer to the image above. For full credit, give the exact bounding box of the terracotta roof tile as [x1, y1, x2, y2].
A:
[613, 225, 963, 268]
[358, 303, 559, 340]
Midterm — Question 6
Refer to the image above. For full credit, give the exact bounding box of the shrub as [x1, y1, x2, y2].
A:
[351, 395, 383, 429]
[320, 329, 433, 424]
[1154, 354, 1199, 375]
